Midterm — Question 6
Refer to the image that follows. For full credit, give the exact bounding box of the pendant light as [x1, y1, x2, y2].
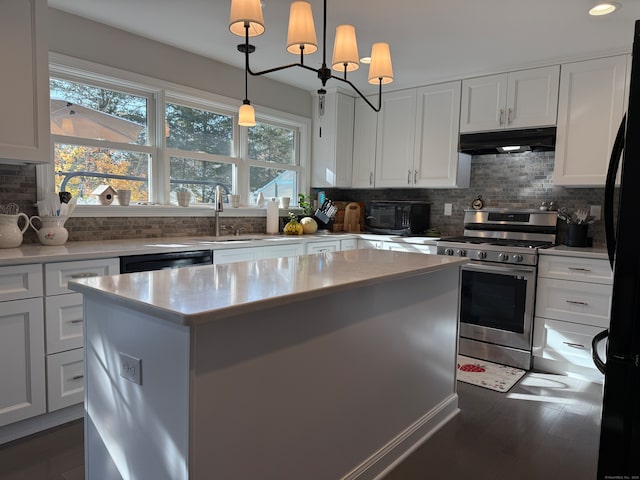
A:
[228, 0, 393, 114]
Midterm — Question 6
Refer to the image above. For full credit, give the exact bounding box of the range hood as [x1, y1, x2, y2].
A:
[459, 127, 556, 155]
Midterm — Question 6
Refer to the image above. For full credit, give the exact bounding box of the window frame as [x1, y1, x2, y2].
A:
[39, 53, 311, 218]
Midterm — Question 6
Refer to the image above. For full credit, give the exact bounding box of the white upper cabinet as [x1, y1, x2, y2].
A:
[0, 0, 50, 164]
[554, 55, 628, 186]
[374, 89, 418, 187]
[413, 81, 470, 188]
[351, 97, 378, 188]
[374, 84, 469, 188]
[311, 91, 355, 188]
[460, 66, 559, 133]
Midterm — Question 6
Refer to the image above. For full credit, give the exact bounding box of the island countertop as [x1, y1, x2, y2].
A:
[69, 249, 466, 326]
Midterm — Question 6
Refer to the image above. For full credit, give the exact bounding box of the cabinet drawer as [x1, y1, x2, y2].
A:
[45, 258, 120, 295]
[535, 277, 612, 328]
[533, 317, 606, 369]
[306, 240, 340, 254]
[46, 348, 84, 412]
[538, 255, 613, 284]
[45, 293, 84, 354]
[0, 264, 43, 301]
[213, 247, 262, 265]
[340, 238, 358, 251]
[262, 243, 304, 260]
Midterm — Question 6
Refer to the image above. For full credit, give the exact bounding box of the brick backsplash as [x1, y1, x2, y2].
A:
[2, 152, 609, 246]
[316, 152, 608, 247]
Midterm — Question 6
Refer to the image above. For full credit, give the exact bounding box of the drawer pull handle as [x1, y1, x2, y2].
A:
[566, 300, 589, 306]
[71, 375, 84, 380]
[568, 267, 591, 272]
[70, 272, 99, 279]
[69, 319, 83, 324]
[563, 342, 585, 349]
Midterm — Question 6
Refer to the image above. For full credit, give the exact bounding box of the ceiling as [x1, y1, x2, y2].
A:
[48, 0, 640, 94]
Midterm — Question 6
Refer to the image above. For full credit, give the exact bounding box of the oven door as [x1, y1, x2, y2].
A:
[459, 262, 536, 351]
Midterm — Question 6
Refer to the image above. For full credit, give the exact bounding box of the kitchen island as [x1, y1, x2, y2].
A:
[69, 249, 466, 480]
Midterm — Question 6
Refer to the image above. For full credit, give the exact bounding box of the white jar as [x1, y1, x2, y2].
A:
[30, 216, 69, 246]
[0, 213, 29, 248]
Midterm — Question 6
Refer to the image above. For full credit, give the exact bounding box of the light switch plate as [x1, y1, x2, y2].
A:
[444, 203, 452, 216]
[590, 205, 602, 221]
[119, 352, 142, 385]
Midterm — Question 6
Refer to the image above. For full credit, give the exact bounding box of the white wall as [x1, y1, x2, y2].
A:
[47, 8, 313, 119]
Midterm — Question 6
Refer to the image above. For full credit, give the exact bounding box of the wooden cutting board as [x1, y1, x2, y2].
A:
[343, 202, 361, 232]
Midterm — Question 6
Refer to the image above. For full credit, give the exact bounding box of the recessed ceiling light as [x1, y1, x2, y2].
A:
[360, 57, 371, 64]
[589, 2, 621, 16]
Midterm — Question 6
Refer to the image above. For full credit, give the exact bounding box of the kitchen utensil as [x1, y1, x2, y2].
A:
[343, 202, 361, 232]
[0, 203, 20, 215]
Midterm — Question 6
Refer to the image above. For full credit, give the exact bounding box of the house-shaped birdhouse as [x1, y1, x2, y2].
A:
[92, 185, 117, 205]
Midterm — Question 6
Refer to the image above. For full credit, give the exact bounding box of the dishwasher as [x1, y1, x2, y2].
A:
[120, 249, 213, 273]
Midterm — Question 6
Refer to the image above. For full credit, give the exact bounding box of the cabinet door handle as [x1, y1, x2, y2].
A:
[369, 172, 373, 186]
[498, 108, 504, 125]
[507, 107, 513, 124]
[414, 170, 418, 184]
[69, 319, 83, 324]
[563, 342, 585, 349]
[71, 375, 84, 380]
[566, 300, 589, 306]
[407, 170, 411, 185]
[70, 272, 100, 279]
[568, 267, 591, 272]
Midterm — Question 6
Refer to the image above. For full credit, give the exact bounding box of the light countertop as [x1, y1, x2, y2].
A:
[540, 245, 609, 260]
[0, 233, 358, 266]
[69, 249, 466, 326]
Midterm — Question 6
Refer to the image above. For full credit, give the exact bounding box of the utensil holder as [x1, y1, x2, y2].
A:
[565, 223, 589, 247]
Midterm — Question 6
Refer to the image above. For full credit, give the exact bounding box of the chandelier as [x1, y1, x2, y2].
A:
[229, 0, 394, 126]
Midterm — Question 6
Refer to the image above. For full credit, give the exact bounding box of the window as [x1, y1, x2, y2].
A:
[50, 78, 154, 204]
[47, 56, 310, 211]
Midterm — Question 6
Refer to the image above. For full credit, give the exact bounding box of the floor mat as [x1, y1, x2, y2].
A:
[457, 355, 526, 392]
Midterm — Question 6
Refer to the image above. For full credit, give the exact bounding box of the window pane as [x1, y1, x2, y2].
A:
[249, 167, 297, 203]
[50, 78, 147, 145]
[54, 143, 150, 204]
[170, 156, 232, 204]
[166, 103, 233, 155]
[248, 123, 295, 165]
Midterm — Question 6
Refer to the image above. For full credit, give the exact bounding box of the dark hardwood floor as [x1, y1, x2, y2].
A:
[0, 372, 602, 480]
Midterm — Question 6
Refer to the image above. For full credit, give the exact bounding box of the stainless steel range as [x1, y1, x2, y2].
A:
[437, 208, 557, 370]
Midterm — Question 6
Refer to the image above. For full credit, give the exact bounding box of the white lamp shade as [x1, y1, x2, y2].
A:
[286, 1, 318, 55]
[368, 42, 394, 85]
[238, 103, 256, 126]
[229, 0, 265, 37]
[331, 25, 360, 72]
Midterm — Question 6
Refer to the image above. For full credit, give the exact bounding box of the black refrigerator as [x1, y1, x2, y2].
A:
[595, 18, 640, 480]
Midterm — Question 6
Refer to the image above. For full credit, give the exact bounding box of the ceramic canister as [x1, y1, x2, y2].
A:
[0, 213, 30, 248]
[30, 216, 69, 246]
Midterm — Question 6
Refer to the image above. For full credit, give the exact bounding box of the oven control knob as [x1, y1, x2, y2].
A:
[499, 253, 510, 262]
[512, 254, 524, 263]
[457, 249, 467, 257]
[444, 248, 454, 256]
[476, 251, 487, 260]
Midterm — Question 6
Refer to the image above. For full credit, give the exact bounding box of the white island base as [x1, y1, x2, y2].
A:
[74, 250, 464, 480]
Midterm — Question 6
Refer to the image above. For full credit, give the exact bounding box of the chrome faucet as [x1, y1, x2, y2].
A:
[214, 185, 223, 236]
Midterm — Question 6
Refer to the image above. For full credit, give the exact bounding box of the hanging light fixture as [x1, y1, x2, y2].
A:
[229, 0, 393, 118]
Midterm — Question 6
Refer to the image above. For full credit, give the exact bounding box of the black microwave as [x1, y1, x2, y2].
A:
[364, 201, 431, 235]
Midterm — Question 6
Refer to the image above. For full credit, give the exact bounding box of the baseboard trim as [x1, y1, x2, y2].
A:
[0, 404, 83, 445]
[341, 393, 460, 480]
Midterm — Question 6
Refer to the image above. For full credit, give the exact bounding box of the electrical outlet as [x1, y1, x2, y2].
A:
[590, 205, 602, 221]
[444, 203, 452, 216]
[119, 352, 142, 385]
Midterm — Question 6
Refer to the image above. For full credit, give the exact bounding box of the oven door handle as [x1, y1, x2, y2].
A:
[462, 262, 535, 276]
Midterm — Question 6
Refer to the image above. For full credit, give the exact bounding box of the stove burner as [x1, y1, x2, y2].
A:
[439, 236, 554, 249]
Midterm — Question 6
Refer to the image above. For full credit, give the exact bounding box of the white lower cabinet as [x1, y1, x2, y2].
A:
[306, 240, 341, 254]
[0, 297, 46, 427]
[46, 348, 84, 412]
[213, 247, 262, 265]
[533, 254, 613, 382]
[261, 243, 304, 260]
[43, 258, 119, 412]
